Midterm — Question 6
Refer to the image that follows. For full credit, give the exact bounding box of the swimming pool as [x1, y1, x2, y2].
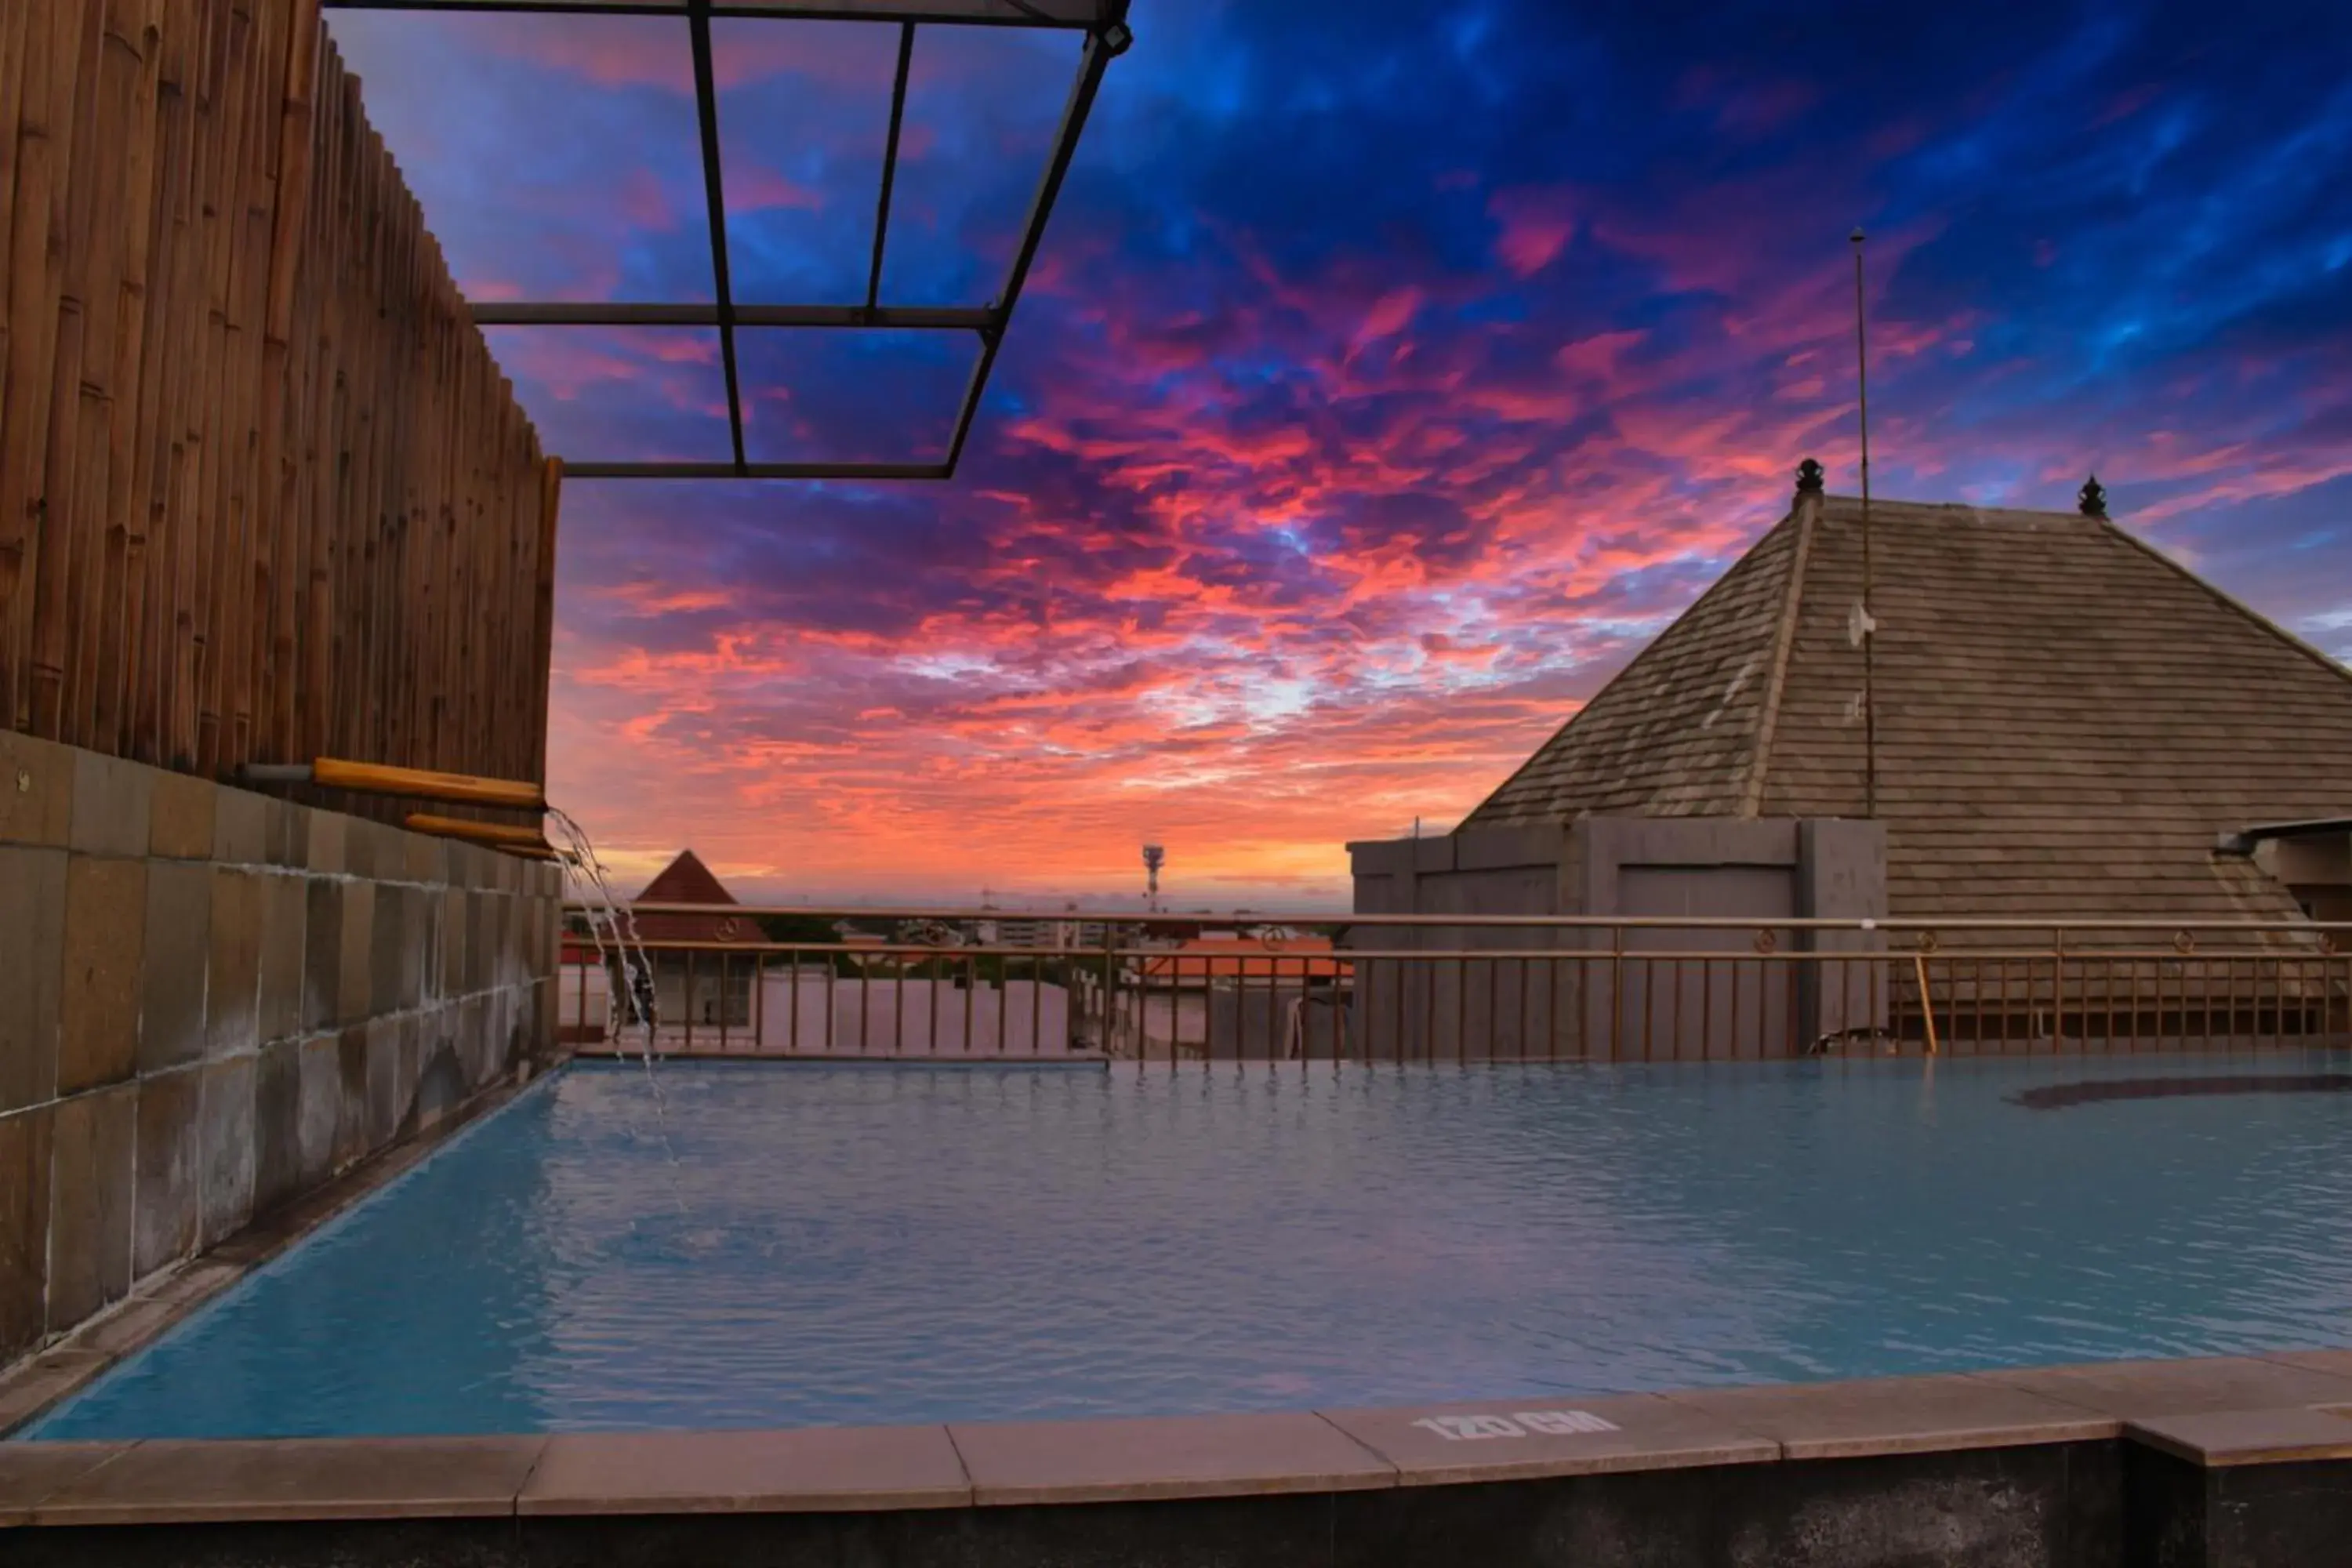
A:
[24, 1054, 2352, 1439]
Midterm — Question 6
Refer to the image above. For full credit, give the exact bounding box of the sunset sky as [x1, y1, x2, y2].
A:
[328, 0, 2352, 909]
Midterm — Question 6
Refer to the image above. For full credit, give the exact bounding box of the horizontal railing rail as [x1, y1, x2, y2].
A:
[610, 901, 2343, 934]
[556, 906, 2352, 1064]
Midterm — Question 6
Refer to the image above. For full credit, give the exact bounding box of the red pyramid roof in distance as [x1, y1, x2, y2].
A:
[637, 848, 735, 907]
[630, 850, 757, 944]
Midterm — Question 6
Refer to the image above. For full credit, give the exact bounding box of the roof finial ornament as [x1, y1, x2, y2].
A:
[2078, 474, 2107, 517]
[1795, 457, 1824, 495]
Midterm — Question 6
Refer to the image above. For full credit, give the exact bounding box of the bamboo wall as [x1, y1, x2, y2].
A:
[0, 0, 559, 815]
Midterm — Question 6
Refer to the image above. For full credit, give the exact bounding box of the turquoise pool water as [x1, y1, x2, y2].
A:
[24, 1054, 2352, 1439]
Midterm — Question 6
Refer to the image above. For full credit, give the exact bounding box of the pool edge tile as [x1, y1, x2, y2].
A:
[1318, 1394, 1780, 1486]
[0, 1352, 114, 1440]
[1976, 1355, 2352, 1422]
[517, 1425, 972, 1515]
[949, 1410, 1399, 1507]
[26, 1436, 548, 1525]
[0, 1442, 139, 1526]
[2127, 1406, 2352, 1468]
[2258, 1347, 2352, 1380]
[1657, 1374, 2119, 1461]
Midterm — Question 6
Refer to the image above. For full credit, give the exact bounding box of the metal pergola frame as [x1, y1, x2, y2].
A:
[321, 0, 1132, 480]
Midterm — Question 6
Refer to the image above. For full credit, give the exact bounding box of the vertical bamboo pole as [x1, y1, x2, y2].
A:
[342, 94, 378, 779]
[358, 122, 395, 791]
[531, 455, 560, 785]
[287, 27, 336, 765]
[326, 70, 365, 771]
[296, 45, 343, 765]
[250, 0, 316, 764]
[0, 0, 28, 701]
[90, 0, 168, 754]
[219, 0, 284, 771]
[420, 270, 456, 772]
[125, 0, 199, 765]
[0, 0, 38, 724]
[60, 0, 143, 750]
[191, 0, 259, 772]
[159, 0, 225, 768]
[0, 0, 89, 731]
[0, 0, 31, 378]
[26, 0, 107, 739]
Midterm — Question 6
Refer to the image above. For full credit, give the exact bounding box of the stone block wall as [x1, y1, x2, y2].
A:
[0, 731, 561, 1363]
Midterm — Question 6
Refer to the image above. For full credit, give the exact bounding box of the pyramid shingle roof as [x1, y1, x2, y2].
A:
[630, 849, 757, 942]
[1464, 489, 2352, 926]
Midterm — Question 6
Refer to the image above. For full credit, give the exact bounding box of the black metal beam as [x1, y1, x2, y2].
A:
[320, 0, 1109, 24]
[942, 20, 1117, 472]
[469, 302, 1000, 329]
[685, 0, 749, 474]
[329, 0, 1131, 479]
[867, 22, 914, 312]
[561, 460, 953, 480]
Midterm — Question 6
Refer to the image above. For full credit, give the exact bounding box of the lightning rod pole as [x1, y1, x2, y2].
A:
[1853, 228, 1877, 822]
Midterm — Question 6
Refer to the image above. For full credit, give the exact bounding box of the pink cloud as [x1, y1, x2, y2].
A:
[729, 165, 829, 212]
[1486, 186, 1575, 277]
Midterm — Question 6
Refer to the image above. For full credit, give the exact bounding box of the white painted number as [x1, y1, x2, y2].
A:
[1410, 1410, 1620, 1441]
[1515, 1410, 1617, 1436]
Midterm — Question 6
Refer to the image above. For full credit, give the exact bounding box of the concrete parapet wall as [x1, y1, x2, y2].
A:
[1348, 817, 1888, 1058]
[0, 730, 561, 1363]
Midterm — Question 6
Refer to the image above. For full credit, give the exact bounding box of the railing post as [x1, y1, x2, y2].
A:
[2053, 928, 2067, 1049]
[1611, 925, 1624, 1063]
[1098, 927, 1118, 1060]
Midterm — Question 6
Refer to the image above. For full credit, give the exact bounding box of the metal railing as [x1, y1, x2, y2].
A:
[557, 906, 2352, 1063]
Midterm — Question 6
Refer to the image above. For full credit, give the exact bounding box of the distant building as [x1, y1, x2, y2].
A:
[1116, 935, 1352, 1059]
[629, 850, 760, 1027]
[1137, 935, 1348, 984]
[975, 916, 1059, 949]
[1451, 470, 2352, 924]
[971, 909, 1123, 950]
[1352, 466, 2352, 1054]
[561, 868, 1075, 1055]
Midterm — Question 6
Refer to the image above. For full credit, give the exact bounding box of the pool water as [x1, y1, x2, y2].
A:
[25, 1054, 2352, 1439]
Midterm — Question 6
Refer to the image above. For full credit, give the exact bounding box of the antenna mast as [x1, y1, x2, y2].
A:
[1851, 228, 1877, 821]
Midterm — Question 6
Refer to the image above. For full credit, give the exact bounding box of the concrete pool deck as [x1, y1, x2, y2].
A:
[5, 1354, 2352, 1563]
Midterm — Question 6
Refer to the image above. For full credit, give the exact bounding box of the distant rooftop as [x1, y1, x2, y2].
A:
[1140, 935, 1346, 982]
[630, 849, 759, 943]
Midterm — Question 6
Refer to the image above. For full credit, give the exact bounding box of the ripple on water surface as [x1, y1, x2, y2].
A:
[27, 1054, 2352, 1438]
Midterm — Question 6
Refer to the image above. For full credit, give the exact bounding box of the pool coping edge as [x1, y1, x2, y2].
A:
[9, 1352, 2352, 1526]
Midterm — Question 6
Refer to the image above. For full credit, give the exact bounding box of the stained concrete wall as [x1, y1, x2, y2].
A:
[1348, 826, 1579, 1060]
[2259, 833, 2352, 922]
[0, 730, 561, 1364]
[1347, 818, 1886, 1058]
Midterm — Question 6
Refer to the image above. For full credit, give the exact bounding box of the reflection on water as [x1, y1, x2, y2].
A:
[27, 1053, 2352, 1439]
